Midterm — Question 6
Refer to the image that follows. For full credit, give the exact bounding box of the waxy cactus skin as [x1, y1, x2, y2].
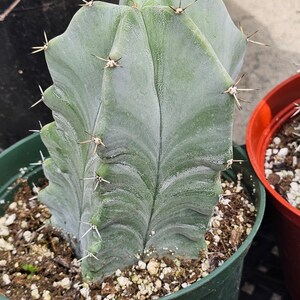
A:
[38, 0, 247, 280]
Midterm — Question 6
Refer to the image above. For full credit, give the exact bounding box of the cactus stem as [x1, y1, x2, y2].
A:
[79, 221, 102, 241]
[92, 54, 122, 69]
[82, 174, 110, 191]
[30, 85, 45, 109]
[169, 0, 198, 14]
[79, 0, 94, 7]
[78, 251, 99, 262]
[31, 31, 49, 54]
[79, 131, 105, 154]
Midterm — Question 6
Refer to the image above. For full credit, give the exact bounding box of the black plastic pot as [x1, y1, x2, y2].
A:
[0, 134, 265, 300]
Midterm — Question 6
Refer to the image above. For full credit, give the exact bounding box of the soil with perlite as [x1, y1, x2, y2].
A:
[0, 174, 256, 300]
[265, 114, 300, 210]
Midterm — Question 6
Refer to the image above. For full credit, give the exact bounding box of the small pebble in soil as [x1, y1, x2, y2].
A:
[0, 238, 14, 251]
[42, 290, 51, 300]
[30, 284, 40, 299]
[23, 230, 33, 242]
[53, 277, 72, 290]
[4, 213, 16, 226]
[2, 274, 11, 285]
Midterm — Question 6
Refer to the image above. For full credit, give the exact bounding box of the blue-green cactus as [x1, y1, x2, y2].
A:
[37, 0, 247, 281]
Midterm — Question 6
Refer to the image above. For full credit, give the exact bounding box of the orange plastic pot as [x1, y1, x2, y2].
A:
[246, 73, 300, 300]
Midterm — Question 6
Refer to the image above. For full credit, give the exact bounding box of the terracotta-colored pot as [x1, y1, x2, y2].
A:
[246, 73, 300, 300]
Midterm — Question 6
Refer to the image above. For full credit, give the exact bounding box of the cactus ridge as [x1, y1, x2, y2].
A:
[38, 0, 246, 280]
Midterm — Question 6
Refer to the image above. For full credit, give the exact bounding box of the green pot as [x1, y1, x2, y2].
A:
[0, 134, 265, 300]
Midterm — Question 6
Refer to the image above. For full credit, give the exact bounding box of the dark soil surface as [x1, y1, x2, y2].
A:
[0, 174, 256, 300]
[265, 114, 300, 209]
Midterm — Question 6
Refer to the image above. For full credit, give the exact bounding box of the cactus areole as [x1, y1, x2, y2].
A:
[38, 0, 247, 281]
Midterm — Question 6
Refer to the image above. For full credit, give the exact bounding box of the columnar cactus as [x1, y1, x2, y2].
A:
[37, 0, 247, 281]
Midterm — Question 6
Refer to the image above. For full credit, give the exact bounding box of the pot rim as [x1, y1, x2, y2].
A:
[246, 73, 300, 219]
